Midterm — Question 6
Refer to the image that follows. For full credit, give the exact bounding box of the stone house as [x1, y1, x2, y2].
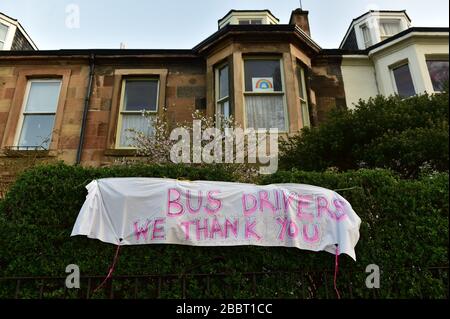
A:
[0, 8, 448, 195]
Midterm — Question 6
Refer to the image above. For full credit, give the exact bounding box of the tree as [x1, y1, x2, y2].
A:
[279, 91, 449, 178]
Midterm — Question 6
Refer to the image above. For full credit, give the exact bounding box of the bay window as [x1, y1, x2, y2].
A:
[117, 78, 159, 147]
[243, 58, 287, 131]
[15, 79, 62, 150]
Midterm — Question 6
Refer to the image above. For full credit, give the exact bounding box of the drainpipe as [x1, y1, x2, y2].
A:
[76, 53, 95, 165]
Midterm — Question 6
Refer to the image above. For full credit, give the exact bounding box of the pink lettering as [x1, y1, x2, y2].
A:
[245, 219, 261, 240]
[242, 193, 258, 217]
[259, 190, 276, 213]
[167, 188, 184, 217]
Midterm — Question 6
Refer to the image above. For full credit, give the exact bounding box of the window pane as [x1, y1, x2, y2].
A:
[393, 64, 416, 97]
[25, 81, 61, 113]
[218, 100, 230, 118]
[124, 80, 158, 111]
[251, 19, 262, 25]
[18, 114, 55, 149]
[426, 60, 449, 91]
[380, 22, 400, 36]
[219, 65, 229, 99]
[361, 26, 371, 47]
[301, 102, 310, 127]
[0, 23, 8, 42]
[297, 67, 306, 100]
[120, 114, 155, 147]
[245, 95, 286, 131]
[244, 59, 283, 92]
[239, 20, 250, 25]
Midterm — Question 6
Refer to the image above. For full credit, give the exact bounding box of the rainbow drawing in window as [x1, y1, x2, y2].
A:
[252, 77, 274, 92]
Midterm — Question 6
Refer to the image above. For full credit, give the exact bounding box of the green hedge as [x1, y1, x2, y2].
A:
[0, 163, 448, 298]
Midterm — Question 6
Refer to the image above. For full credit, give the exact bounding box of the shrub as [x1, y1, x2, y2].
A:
[279, 93, 449, 178]
[0, 163, 448, 298]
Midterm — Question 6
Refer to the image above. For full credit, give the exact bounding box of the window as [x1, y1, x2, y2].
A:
[117, 78, 159, 147]
[426, 60, 449, 92]
[297, 65, 310, 127]
[215, 64, 230, 126]
[15, 80, 62, 150]
[0, 22, 8, 50]
[392, 63, 416, 98]
[380, 20, 401, 41]
[239, 19, 262, 25]
[360, 24, 372, 48]
[244, 58, 287, 131]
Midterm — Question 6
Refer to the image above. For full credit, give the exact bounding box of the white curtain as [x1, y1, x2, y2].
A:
[380, 22, 400, 36]
[245, 95, 286, 131]
[120, 114, 155, 147]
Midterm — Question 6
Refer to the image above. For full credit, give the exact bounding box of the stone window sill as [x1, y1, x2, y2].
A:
[0, 149, 57, 158]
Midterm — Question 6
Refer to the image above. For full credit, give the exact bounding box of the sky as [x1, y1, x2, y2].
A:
[1, 0, 449, 50]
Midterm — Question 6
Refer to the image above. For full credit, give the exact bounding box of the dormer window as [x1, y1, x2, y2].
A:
[218, 10, 279, 29]
[360, 24, 372, 48]
[238, 19, 262, 25]
[380, 19, 401, 41]
[0, 22, 8, 50]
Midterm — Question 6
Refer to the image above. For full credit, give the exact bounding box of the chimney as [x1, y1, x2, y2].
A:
[289, 9, 311, 36]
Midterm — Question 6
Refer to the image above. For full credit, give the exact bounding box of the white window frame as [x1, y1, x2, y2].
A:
[115, 77, 160, 149]
[242, 56, 289, 133]
[390, 61, 416, 98]
[215, 62, 231, 128]
[297, 65, 311, 128]
[13, 79, 62, 150]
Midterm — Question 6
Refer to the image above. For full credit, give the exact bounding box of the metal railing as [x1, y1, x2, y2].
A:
[0, 266, 448, 299]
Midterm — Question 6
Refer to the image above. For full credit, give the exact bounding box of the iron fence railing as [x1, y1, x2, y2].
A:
[0, 266, 448, 299]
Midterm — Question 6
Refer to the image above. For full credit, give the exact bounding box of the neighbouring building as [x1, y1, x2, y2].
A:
[338, 10, 449, 108]
[0, 12, 37, 51]
[0, 8, 448, 195]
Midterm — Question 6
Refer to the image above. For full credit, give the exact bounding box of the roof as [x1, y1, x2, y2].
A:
[0, 48, 197, 58]
[193, 24, 321, 54]
[218, 9, 280, 24]
[339, 10, 412, 49]
[329, 27, 449, 56]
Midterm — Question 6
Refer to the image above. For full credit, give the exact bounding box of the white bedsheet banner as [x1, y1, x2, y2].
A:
[71, 178, 361, 260]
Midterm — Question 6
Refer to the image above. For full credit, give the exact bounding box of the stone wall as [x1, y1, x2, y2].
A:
[310, 55, 347, 125]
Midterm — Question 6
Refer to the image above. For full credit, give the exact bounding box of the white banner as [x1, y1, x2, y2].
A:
[71, 178, 361, 260]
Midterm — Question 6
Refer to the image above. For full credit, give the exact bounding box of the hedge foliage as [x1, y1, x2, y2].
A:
[0, 163, 448, 298]
[279, 92, 449, 178]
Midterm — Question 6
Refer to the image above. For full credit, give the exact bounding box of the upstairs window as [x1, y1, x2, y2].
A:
[0, 22, 8, 50]
[244, 58, 287, 131]
[16, 80, 61, 150]
[117, 78, 159, 147]
[360, 24, 372, 48]
[297, 65, 311, 127]
[392, 63, 416, 98]
[380, 20, 401, 41]
[238, 19, 262, 25]
[426, 60, 449, 92]
[215, 64, 231, 126]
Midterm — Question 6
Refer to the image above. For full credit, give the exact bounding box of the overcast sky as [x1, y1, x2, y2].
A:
[1, 0, 449, 50]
